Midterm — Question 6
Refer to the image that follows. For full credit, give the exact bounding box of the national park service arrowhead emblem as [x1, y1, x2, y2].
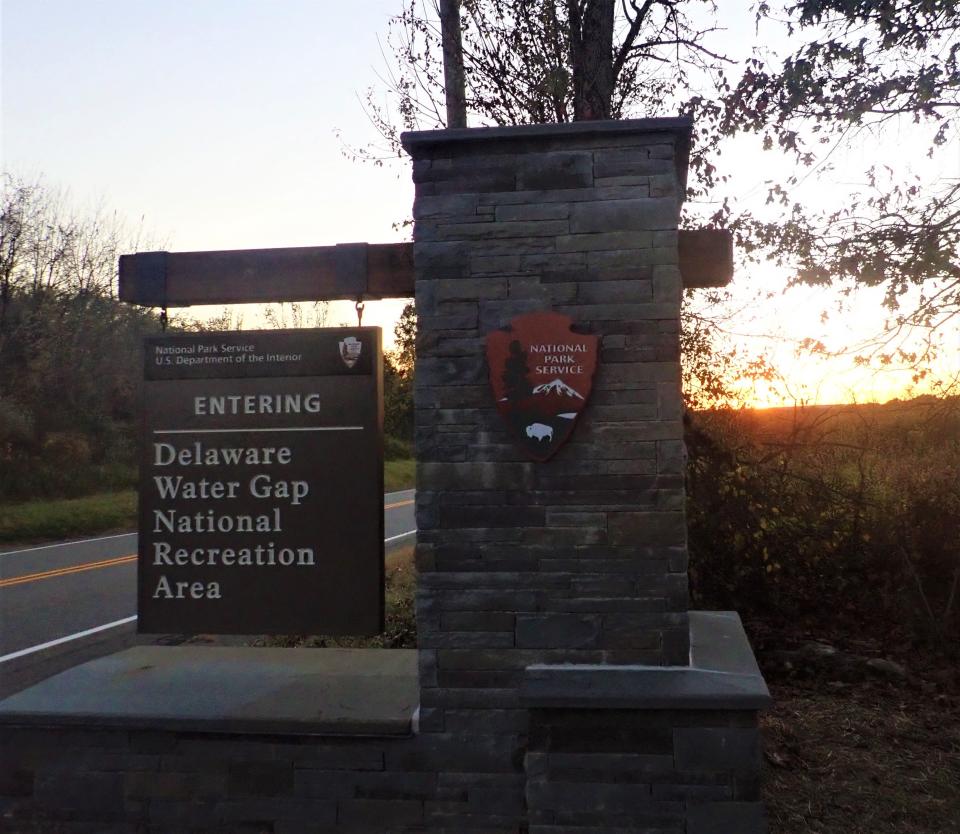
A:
[486, 311, 599, 462]
[339, 336, 363, 368]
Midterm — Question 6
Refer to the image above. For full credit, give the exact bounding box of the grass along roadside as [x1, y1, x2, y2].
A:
[0, 459, 417, 546]
[0, 490, 137, 545]
[383, 458, 415, 493]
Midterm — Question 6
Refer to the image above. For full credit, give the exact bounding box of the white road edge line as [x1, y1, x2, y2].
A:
[0, 528, 419, 664]
[0, 532, 137, 558]
[385, 529, 417, 543]
[0, 616, 138, 664]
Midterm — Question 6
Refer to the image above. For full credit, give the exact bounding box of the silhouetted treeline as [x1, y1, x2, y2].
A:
[384, 301, 415, 451]
[0, 288, 162, 498]
[0, 175, 161, 498]
[0, 176, 418, 499]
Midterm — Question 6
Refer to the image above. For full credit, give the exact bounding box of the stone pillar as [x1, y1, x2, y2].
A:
[404, 120, 692, 704]
[403, 119, 768, 833]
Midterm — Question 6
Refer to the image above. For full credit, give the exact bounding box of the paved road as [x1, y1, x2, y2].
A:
[0, 489, 416, 696]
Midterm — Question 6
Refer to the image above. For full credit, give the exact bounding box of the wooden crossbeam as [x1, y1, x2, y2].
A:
[678, 229, 734, 290]
[119, 231, 732, 307]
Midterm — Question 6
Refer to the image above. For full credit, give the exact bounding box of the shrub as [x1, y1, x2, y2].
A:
[384, 434, 413, 460]
[687, 399, 960, 652]
[42, 432, 93, 468]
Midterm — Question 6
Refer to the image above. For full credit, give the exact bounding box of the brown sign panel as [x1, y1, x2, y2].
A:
[486, 311, 598, 461]
[138, 328, 384, 636]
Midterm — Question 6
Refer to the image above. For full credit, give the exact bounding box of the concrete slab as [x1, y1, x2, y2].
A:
[522, 610, 771, 710]
[0, 646, 418, 736]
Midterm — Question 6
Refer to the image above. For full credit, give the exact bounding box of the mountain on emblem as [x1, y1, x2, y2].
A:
[486, 311, 599, 462]
[532, 378, 584, 399]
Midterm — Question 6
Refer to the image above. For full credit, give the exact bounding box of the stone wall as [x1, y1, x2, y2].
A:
[0, 701, 764, 833]
[0, 616, 767, 832]
[0, 725, 513, 832]
[527, 707, 764, 834]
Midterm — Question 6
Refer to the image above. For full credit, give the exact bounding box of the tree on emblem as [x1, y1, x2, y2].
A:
[502, 339, 532, 403]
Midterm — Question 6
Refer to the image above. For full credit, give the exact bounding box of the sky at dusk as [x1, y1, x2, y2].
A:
[2, 1, 956, 406]
[1, 0, 415, 338]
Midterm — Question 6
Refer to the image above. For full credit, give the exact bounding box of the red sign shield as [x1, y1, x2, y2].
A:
[486, 311, 599, 461]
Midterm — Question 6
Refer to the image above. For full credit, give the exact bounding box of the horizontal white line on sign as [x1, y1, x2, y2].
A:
[154, 426, 364, 434]
[0, 616, 138, 664]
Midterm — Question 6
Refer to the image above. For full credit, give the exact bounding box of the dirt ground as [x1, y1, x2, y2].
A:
[763, 682, 960, 834]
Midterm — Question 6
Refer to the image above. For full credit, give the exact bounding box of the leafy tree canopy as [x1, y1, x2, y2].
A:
[717, 1, 960, 364]
[0, 175, 163, 498]
[359, 1, 960, 381]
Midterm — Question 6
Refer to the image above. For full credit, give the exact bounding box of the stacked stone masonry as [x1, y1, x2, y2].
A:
[411, 124, 693, 736]
[0, 705, 763, 832]
[526, 707, 765, 834]
[407, 120, 704, 830]
[0, 726, 523, 833]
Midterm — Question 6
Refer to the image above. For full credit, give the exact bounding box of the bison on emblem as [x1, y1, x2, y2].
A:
[526, 423, 554, 442]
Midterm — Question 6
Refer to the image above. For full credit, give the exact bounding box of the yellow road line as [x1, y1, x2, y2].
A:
[0, 554, 137, 589]
[3, 502, 413, 589]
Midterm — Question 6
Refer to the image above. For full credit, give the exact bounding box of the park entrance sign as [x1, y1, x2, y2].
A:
[0, 120, 770, 834]
[138, 328, 384, 635]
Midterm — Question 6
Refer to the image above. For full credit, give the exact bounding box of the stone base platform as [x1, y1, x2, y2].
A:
[0, 646, 418, 736]
[522, 612, 771, 834]
[0, 614, 768, 832]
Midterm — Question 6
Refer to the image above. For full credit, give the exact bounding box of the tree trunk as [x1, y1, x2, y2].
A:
[439, 0, 467, 128]
[568, 0, 615, 120]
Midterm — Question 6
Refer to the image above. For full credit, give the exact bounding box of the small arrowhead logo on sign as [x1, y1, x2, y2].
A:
[486, 311, 599, 462]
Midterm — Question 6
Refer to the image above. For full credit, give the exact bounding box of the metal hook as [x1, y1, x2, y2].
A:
[160, 306, 168, 332]
[355, 298, 365, 327]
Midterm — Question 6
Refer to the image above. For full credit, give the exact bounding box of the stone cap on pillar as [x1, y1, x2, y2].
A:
[401, 117, 693, 192]
[520, 611, 771, 710]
